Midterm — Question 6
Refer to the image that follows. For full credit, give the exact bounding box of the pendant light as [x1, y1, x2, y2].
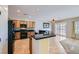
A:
[52, 18, 55, 23]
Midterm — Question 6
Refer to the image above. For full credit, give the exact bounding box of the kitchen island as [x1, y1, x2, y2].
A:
[32, 35, 66, 54]
[34, 34, 56, 40]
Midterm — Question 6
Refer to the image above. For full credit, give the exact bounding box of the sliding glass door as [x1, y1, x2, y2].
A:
[74, 20, 79, 39]
[75, 20, 79, 34]
[55, 22, 66, 36]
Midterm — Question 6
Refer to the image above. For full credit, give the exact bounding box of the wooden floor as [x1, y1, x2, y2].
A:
[13, 38, 30, 54]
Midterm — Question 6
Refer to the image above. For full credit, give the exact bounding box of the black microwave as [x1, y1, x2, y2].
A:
[20, 24, 27, 28]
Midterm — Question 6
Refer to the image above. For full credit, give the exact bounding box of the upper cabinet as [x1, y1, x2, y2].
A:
[13, 20, 20, 28]
[32, 21, 35, 28]
[27, 21, 35, 28]
[20, 21, 27, 24]
[13, 20, 35, 29]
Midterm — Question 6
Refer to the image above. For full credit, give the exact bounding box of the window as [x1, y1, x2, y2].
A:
[55, 22, 66, 36]
[75, 21, 79, 34]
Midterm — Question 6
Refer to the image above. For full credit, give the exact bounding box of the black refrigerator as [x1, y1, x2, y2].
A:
[8, 20, 14, 54]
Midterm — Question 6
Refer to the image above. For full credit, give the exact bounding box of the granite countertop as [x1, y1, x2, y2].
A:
[13, 28, 34, 32]
[34, 34, 56, 40]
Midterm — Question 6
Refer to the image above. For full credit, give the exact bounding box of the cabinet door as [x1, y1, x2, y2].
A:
[14, 20, 20, 28]
[27, 21, 35, 28]
[27, 32, 31, 37]
[31, 32, 35, 36]
[32, 22, 35, 28]
[27, 32, 35, 38]
[20, 21, 24, 24]
[20, 21, 27, 24]
[15, 32, 20, 39]
[29, 21, 32, 28]
[27, 21, 29, 28]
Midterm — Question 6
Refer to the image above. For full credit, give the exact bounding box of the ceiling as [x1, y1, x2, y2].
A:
[8, 5, 79, 21]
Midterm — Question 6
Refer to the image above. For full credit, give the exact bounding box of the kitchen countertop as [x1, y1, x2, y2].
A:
[13, 28, 35, 32]
[34, 34, 56, 40]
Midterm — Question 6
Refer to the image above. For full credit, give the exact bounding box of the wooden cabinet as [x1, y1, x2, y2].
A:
[13, 20, 35, 28]
[27, 32, 31, 37]
[32, 21, 35, 28]
[13, 20, 35, 39]
[27, 32, 35, 38]
[9, 20, 35, 54]
[15, 32, 20, 40]
[29, 21, 32, 28]
[20, 21, 27, 24]
[27, 21, 35, 28]
[13, 20, 20, 28]
[31, 32, 35, 36]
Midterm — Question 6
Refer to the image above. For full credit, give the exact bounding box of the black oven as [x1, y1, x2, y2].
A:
[20, 31, 27, 39]
[20, 24, 27, 39]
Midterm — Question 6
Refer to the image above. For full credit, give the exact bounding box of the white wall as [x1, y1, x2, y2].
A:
[35, 19, 51, 34]
[0, 5, 8, 53]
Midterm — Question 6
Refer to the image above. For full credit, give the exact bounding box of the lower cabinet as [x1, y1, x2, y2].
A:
[15, 32, 20, 40]
[13, 38, 30, 54]
[27, 32, 35, 37]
